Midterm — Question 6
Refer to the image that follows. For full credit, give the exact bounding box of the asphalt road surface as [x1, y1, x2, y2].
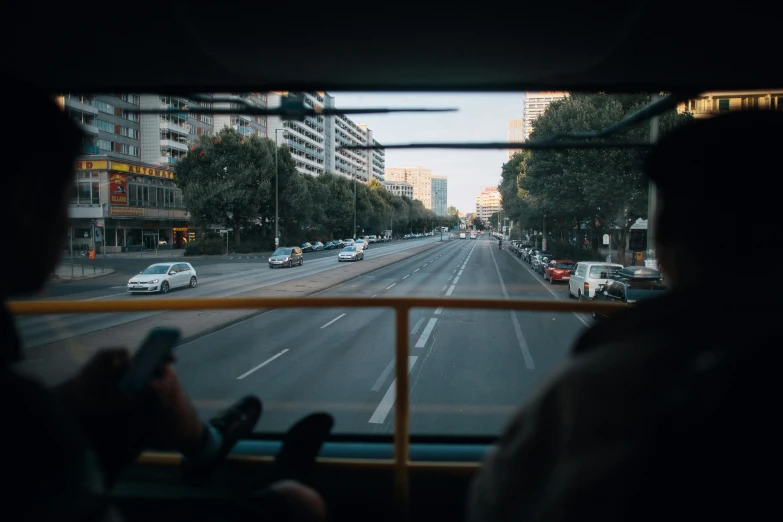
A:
[173, 235, 590, 437]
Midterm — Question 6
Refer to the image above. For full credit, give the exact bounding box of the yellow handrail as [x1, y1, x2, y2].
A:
[10, 296, 623, 522]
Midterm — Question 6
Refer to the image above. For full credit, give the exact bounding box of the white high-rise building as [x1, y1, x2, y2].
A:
[384, 166, 432, 209]
[267, 92, 327, 176]
[523, 91, 568, 141]
[475, 186, 502, 222]
[507, 118, 525, 160]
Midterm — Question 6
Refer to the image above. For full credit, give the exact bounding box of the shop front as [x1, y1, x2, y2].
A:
[72, 157, 195, 252]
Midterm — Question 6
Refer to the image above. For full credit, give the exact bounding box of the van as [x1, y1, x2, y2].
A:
[568, 261, 623, 300]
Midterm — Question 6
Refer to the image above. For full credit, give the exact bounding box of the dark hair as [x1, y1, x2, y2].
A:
[1, 87, 83, 219]
[644, 110, 783, 254]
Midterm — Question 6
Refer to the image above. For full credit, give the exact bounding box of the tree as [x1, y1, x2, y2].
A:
[367, 178, 384, 191]
[175, 127, 274, 245]
[520, 93, 691, 261]
[447, 205, 460, 217]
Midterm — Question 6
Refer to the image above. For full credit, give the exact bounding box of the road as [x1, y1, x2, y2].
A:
[172, 235, 589, 437]
[14, 236, 442, 349]
[16, 234, 592, 438]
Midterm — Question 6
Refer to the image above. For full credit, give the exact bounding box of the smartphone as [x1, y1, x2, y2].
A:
[117, 327, 181, 391]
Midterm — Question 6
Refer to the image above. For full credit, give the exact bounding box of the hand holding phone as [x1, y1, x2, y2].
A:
[117, 327, 181, 392]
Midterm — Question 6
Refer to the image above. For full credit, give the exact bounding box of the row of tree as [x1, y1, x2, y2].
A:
[174, 128, 458, 248]
[498, 93, 691, 261]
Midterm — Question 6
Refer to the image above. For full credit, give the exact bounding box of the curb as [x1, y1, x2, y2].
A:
[50, 269, 116, 284]
[179, 241, 451, 345]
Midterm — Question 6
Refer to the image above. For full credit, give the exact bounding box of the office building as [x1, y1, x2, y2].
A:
[431, 174, 448, 216]
[384, 166, 433, 209]
[523, 91, 568, 141]
[475, 186, 502, 222]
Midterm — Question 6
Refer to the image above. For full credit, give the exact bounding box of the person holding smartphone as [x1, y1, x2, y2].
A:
[1, 86, 325, 522]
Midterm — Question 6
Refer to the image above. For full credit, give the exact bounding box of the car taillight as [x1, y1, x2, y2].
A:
[584, 282, 590, 292]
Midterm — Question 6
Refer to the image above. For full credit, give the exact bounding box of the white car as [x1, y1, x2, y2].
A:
[460, 232, 466, 239]
[343, 239, 355, 247]
[338, 245, 364, 262]
[128, 262, 197, 294]
[470, 232, 477, 239]
[356, 238, 369, 249]
[568, 261, 623, 300]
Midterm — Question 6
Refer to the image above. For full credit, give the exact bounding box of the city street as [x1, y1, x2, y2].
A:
[173, 235, 589, 437]
[15, 234, 592, 438]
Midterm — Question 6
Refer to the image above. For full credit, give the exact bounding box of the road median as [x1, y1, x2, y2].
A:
[18, 240, 448, 386]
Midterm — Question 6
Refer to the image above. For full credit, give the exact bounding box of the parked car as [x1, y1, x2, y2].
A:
[300, 242, 314, 253]
[592, 266, 668, 320]
[544, 259, 576, 284]
[568, 261, 623, 300]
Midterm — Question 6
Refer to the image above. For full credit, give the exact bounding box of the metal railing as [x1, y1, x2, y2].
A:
[8, 295, 623, 521]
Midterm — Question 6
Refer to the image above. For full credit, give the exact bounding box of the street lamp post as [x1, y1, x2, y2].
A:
[275, 128, 285, 248]
[353, 167, 357, 240]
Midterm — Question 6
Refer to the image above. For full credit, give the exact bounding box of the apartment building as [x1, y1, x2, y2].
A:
[384, 166, 433, 209]
[431, 174, 448, 216]
[678, 90, 783, 117]
[523, 91, 568, 140]
[475, 186, 502, 222]
[507, 118, 525, 160]
[267, 92, 327, 176]
[381, 180, 414, 199]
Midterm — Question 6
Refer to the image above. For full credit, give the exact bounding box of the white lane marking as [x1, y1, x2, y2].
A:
[458, 269, 464, 276]
[414, 268, 420, 273]
[434, 307, 443, 315]
[441, 284, 448, 292]
[504, 249, 591, 328]
[320, 313, 346, 329]
[453, 275, 460, 284]
[371, 295, 377, 298]
[415, 318, 438, 348]
[369, 356, 418, 424]
[445, 285, 456, 296]
[490, 246, 535, 369]
[423, 264, 428, 267]
[109, 286, 126, 289]
[386, 283, 397, 290]
[410, 317, 425, 335]
[402, 274, 410, 279]
[371, 358, 396, 391]
[236, 349, 289, 380]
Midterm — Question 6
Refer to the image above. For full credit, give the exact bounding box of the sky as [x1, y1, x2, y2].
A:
[334, 93, 524, 213]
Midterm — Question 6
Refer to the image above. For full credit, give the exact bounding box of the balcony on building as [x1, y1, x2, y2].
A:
[160, 139, 189, 152]
[64, 95, 98, 115]
[161, 118, 190, 136]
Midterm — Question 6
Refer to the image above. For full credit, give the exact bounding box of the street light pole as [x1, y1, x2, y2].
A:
[275, 128, 284, 248]
[646, 92, 661, 263]
[353, 166, 357, 240]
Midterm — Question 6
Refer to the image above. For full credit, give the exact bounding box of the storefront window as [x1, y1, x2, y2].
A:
[73, 176, 100, 205]
[128, 181, 183, 208]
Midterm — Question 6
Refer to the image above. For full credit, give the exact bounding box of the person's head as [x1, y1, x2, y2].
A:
[644, 110, 782, 289]
[1, 88, 83, 297]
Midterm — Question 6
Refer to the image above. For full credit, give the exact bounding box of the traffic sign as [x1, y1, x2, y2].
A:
[602, 233, 610, 245]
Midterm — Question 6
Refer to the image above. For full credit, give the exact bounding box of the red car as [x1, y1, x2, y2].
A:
[544, 259, 576, 284]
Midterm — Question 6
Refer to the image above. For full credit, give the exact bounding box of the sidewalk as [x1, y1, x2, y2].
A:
[50, 264, 116, 283]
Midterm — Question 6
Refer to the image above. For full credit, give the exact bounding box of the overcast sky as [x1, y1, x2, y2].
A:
[334, 92, 524, 213]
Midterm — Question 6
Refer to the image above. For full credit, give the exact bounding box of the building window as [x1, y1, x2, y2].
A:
[96, 139, 112, 151]
[128, 183, 183, 208]
[119, 93, 140, 105]
[73, 175, 100, 205]
[94, 100, 115, 114]
[121, 126, 139, 139]
[718, 99, 730, 111]
[121, 109, 140, 122]
[95, 119, 115, 133]
[120, 144, 140, 156]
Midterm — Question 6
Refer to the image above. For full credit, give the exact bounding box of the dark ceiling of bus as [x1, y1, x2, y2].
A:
[4, 1, 781, 92]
